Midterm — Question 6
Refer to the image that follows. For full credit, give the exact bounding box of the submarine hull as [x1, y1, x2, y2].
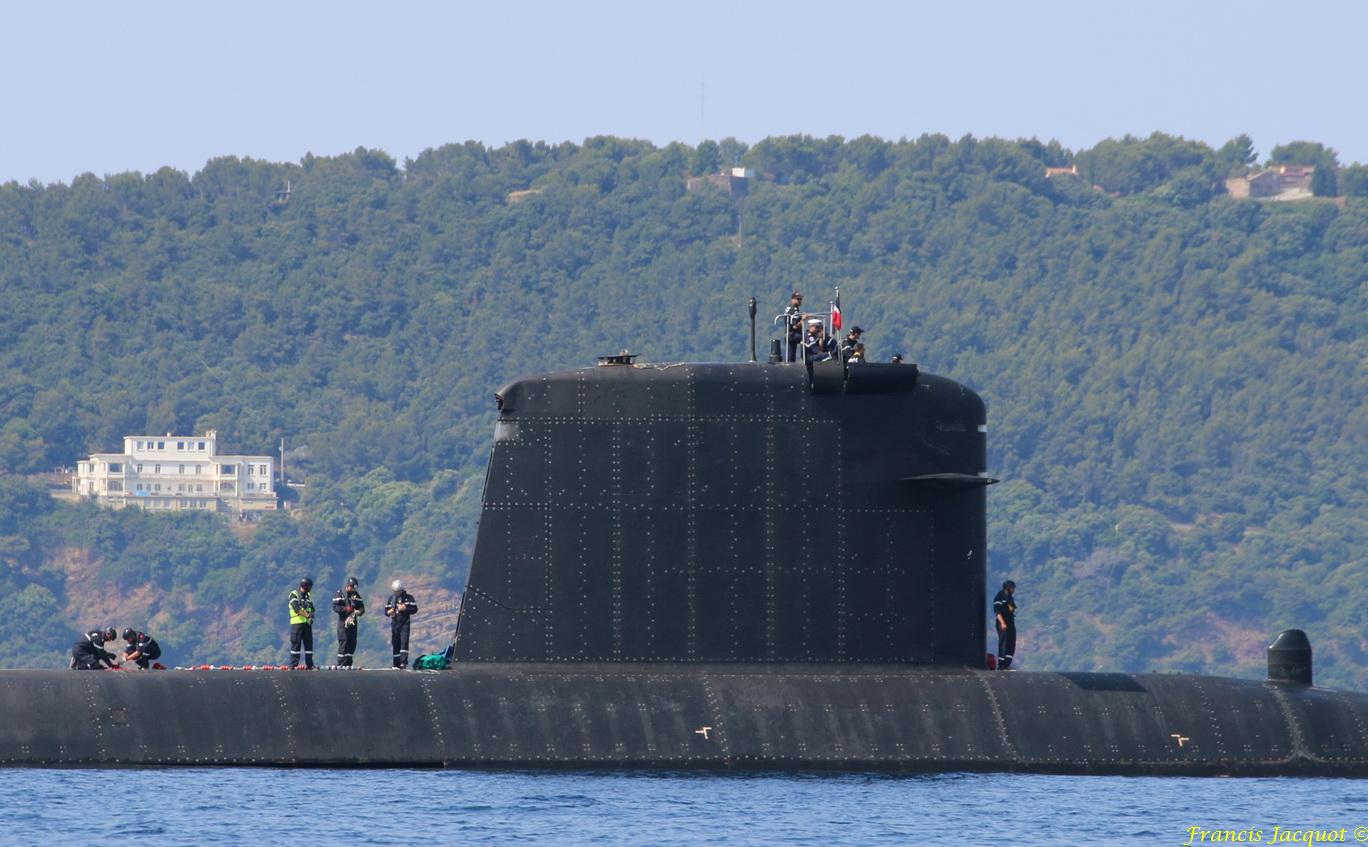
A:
[5, 666, 1367, 775]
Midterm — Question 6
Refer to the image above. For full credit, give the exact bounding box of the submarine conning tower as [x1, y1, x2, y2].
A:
[453, 358, 994, 665]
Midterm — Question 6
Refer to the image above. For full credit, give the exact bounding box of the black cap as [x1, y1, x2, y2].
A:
[850, 326, 863, 334]
[1003, 579, 1016, 590]
[891, 354, 904, 363]
[791, 291, 802, 298]
[122, 628, 136, 641]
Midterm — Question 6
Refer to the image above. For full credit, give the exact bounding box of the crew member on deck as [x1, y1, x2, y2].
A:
[841, 326, 864, 359]
[71, 627, 119, 670]
[993, 580, 1017, 670]
[783, 292, 804, 362]
[384, 580, 419, 669]
[332, 577, 365, 667]
[848, 343, 866, 363]
[288, 576, 316, 669]
[803, 320, 836, 362]
[121, 628, 162, 669]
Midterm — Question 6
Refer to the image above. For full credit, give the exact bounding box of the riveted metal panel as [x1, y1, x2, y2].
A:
[843, 509, 935, 662]
[618, 510, 690, 660]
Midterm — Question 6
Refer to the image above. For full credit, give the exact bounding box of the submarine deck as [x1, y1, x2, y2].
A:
[2, 665, 1367, 775]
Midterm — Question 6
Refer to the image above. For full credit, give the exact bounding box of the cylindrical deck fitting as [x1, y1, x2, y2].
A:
[1268, 629, 1313, 686]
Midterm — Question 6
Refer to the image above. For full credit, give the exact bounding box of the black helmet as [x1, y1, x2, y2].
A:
[122, 628, 137, 641]
[88, 629, 106, 645]
[1003, 579, 1016, 590]
[103, 627, 118, 643]
[346, 576, 358, 589]
[300, 576, 314, 590]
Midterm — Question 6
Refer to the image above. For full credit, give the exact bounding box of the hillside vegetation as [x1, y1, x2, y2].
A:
[0, 133, 1363, 682]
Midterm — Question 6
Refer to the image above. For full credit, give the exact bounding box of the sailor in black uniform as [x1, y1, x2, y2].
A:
[803, 320, 837, 362]
[840, 325, 864, 359]
[71, 627, 120, 670]
[783, 292, 804, 362]
[384, 580, 418, 669]
[120, 628, 162, 669]
[993, 580, 1017, 670]
[332, 577, 365, 667]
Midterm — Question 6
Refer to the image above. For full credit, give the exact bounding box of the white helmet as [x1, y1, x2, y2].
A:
[391, 579, 403, 591]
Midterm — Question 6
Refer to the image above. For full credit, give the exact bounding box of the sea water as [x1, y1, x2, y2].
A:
[1, 769, 1365, 846]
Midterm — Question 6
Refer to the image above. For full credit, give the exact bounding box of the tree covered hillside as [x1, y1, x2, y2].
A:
[0, 133, 1363, 682]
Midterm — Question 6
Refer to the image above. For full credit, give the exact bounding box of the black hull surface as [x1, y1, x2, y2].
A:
[4, 666, 1367, 775]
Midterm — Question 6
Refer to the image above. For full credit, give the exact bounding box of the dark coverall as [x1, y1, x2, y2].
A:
[804, 332, 836, 363]
[124, 633, 161, 669]
[993, 589, 1017, 670]
[784, 305, 803, 362]
[71, 632, 118, 670]
[384, 591, 418, 669]
[332, 588, 365, 667]
[288, 589, 315, 669]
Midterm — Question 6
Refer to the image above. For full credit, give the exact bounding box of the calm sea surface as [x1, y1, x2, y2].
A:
[1, 769, 1364, 846]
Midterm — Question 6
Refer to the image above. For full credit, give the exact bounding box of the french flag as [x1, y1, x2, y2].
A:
[830, 300, 842, 331]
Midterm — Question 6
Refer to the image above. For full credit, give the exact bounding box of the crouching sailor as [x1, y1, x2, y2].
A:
[332, 576, 365, 667]
[384, 579, 418, 669]
[71, 627, 120, 670]
[121, 628, 162, 669]
[288, 576, 316, 669]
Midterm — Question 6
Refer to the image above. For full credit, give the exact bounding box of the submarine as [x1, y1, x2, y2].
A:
[2, 305, 1367, 775]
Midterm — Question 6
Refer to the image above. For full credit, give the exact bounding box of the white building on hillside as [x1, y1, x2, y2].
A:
[73, 430, 277, 516]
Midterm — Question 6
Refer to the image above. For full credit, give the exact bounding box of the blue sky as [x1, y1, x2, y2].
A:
[4, 0, 1365, 183]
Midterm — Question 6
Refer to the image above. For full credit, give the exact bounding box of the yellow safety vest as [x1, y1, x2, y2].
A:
[288, 590, 314, 625]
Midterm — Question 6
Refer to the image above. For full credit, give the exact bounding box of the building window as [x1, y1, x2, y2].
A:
[136, 441, 143, 450]
[136, 464, 143, 473]
[179, 464, 185, 474]
[157, 441, 164, 450]
[136, 484, 144, 492]
[196, 484, 203, 492]
[221, 482, 235, 493]
[220, 465, 235, 475]
[154, 484, 161, 492]
[108, 481, 121, 492]
[198, 441, 205, 451]
[154, 464, 161, 474]
[108, 463, 122, 473]
[195, 465, 202, 474]
[246, 464, 254, 476]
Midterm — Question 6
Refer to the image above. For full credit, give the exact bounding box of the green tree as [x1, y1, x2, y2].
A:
[1269, 141, 1337, 167]
[1215, 134, 1257, 176]
[1311, 156, 1339, 196]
